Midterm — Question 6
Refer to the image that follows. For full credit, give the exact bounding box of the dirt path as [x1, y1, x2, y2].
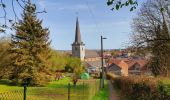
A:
[109, 80, 120, 100]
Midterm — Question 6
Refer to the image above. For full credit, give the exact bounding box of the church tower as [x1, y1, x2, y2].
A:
[72, 18, 85, 61]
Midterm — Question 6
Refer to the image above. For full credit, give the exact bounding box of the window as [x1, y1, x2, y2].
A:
[135, 66, 140, 70]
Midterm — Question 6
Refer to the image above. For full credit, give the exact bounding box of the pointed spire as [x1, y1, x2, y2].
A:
[74, 17, 82, 44]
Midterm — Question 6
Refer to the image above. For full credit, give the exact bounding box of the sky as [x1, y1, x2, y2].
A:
[1, 0, 147, 50]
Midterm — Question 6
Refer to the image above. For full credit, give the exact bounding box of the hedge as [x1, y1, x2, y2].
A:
[107, 73, 170, 100]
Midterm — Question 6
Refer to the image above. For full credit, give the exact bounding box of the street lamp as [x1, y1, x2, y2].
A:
[100, 36, 107, 89]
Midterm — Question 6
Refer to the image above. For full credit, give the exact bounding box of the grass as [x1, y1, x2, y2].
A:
[47, 77, 71, 88]
[0, 77, 100, 100]
[93, 80, 109, 100]
[0, 84, 23, 93]
[159, 78, 170, 95]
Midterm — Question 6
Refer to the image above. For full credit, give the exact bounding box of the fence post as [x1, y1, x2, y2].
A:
[24, 81, 27, 100]
[83, 82, 85, 99]
[100, 72, 102, 89]
[68, 83, 70, 100]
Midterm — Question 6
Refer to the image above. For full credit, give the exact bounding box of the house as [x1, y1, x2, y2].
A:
[107, 59, 128, 76]
[84, 60, 101, 77]
[128, 59, 149, 75]
[107, 58, 148, 76]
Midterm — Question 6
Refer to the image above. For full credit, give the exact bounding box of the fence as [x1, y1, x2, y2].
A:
[0, 90, 23, 100]
[0, 79, 99, 100]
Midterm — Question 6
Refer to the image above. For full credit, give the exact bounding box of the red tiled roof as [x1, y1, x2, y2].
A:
[136, 60, 147, 67]
[128, 59, 148, 70]
[108, 59, 128, 69]
[108, 58, 121, 66]
[108, 58, 148, 70]
[136, 60, 148, 70]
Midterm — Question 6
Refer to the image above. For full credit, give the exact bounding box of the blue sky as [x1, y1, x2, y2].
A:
[1, 0, 147, 50]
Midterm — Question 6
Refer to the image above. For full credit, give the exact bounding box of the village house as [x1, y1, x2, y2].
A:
[107, 58, 149, 76]
[107, 59, 128, 76]
[128, 59, 149, 75]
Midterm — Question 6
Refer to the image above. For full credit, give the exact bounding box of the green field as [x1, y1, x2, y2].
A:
[0, 77, 101, 100]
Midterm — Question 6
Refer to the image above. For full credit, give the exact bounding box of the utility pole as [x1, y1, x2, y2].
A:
[100, 36, 107, 88]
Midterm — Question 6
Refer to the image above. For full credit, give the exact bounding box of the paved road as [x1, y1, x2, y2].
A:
[109, 80, 120, 100]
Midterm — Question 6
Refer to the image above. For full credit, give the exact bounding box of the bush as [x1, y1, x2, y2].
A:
[107, 74, 170, 100]
[0, 79, 12, 85]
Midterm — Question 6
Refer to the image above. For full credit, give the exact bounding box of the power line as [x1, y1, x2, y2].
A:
[84, 0, 101, 34]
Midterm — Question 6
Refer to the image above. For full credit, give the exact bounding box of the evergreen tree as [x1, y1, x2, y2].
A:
[9, 1, 51, 86]
[0, 37, 11, 79]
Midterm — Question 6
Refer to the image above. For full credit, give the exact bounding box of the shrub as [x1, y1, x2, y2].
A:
[107, 73, 170, 100]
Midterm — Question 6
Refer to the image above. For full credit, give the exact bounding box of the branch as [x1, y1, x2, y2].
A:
[0, 0, 6, 25]
[107, 0, 138, 11]
[16, 0, 26, 10]
[0, 0, 46, 33]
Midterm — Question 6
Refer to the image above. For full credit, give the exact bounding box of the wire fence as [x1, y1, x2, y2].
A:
[0, 79, 100, 100]
[0, 90, 23, 100]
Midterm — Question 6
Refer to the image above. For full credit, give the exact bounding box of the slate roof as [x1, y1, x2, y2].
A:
[85, 60, 101, 68]
[72, 18, 84, 45]
[85, 50, 100, 58]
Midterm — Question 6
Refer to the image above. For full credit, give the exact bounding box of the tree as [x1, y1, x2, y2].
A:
[107, 0, 168, 11]
[9, 1, 51, 86]
[48, 50, 85, 75]
[131, 0, 170, 76]
[107, 0, 138, 11]
[150, 20, 170, 76]
[65, 57, 84, 86]
[49, 50, 67, 71]
[66, 57, 85, 75]
[131, 0, 170, 48]
[0, 37, 11, 79]
[111, 50, 119, 57]
[0, 0, 46, 33]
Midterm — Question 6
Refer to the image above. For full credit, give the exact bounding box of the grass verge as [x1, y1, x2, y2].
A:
[93, 80, 109, 100]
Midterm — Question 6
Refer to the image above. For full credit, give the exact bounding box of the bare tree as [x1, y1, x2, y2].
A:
[131, 0, 170, 76]
[132, 0, 169, 45]
[0, 0, 46, 33]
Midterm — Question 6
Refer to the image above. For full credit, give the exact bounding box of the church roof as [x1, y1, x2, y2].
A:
[73, 18, 83, 45]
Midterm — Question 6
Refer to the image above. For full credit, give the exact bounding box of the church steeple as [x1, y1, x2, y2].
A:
[74, 18, 83, 44]
[72, 18, 85, 61]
